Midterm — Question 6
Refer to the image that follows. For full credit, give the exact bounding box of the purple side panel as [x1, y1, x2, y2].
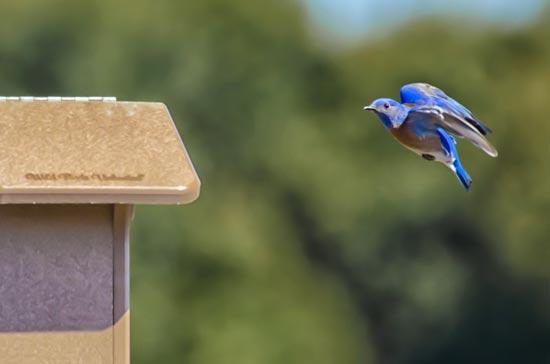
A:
[0, 205, 114, 332]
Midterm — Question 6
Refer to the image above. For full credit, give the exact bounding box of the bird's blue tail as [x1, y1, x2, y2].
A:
[453, 159, 472, 191]
[436, 127, 473, 191]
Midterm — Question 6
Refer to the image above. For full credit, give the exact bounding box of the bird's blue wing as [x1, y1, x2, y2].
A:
[408, 105, 498, 157]
[400, 83, 492, 135]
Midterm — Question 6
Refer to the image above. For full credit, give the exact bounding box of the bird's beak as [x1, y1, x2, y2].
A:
[363, 105, 375, 111]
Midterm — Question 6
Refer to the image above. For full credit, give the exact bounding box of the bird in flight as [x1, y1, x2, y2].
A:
[363, 83, 497, 191]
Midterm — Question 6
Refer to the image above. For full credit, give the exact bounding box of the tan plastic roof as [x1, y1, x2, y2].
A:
[0, 101, 200, 204]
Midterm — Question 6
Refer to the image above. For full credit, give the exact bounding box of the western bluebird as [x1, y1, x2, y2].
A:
[364, 83, 497, 190]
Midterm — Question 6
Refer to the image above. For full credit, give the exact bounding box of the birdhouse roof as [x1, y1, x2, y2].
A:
[0, 98, 200, 204]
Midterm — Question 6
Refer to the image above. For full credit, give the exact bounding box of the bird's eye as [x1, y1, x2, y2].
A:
[383, 103, 390, 109]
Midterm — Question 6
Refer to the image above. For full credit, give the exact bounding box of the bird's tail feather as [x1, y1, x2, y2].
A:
[452, 160, 472, 191]
[437, 127, 473, 191]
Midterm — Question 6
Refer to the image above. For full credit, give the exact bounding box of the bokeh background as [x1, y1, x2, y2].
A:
[1, 1, 549, 363]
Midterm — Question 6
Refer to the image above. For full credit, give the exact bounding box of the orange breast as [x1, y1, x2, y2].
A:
[390, 127, 441, 153]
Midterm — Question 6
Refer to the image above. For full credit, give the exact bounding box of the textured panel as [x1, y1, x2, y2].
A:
[113, 204, 132, 364]
[0, 205, 113, 332]
[113, 205, 131, 322]
[0, 101, 200, 204]
[0, 312, 130, 364]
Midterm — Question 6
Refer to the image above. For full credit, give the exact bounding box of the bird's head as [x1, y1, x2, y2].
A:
[363, 98, 407, 129]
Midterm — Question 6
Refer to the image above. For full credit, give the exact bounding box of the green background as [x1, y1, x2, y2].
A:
[1, 1, 549, 363]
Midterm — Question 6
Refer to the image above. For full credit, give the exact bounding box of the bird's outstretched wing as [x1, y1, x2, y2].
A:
[408, 105, 498, 157]
[400, 83, 492, 135]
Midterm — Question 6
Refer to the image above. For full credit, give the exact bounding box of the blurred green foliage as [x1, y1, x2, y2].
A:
[0, 1, 549, 363]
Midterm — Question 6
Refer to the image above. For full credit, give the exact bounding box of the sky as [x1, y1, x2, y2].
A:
[302, 0, 545, 41]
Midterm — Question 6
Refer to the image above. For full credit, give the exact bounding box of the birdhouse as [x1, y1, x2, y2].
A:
[0, 97, 200, 364]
